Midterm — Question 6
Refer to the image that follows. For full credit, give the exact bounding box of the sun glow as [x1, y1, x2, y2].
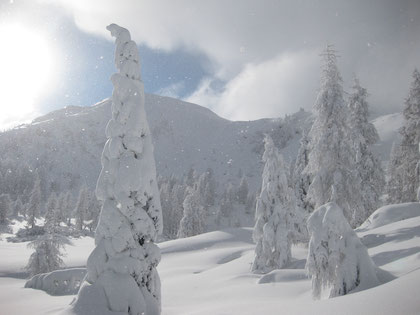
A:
[0, 24, 56, 129]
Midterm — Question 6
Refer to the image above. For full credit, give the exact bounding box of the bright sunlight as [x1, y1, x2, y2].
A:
[0, 24, 56, 129]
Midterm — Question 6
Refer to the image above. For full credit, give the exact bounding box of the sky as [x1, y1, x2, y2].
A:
[0, 0, 419, 128]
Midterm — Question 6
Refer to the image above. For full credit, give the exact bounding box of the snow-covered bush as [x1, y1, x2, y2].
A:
[72, 24, 163, 315]
[252, 135, 306, 273]
[306, 202, 380, 299]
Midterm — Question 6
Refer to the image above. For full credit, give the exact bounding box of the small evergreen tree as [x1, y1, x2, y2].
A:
[26, 232, 69, 277]
[0, 194, 11, 226]
[74, 186, 89, 231]
[293, 130, 312, 213]
[27, 175, 41, 230]
[44, 192, 59, 230]
[252, 135, 305, 273]
[236, 177, 249, 205]
[245, 191, 256, 215]
[178, 185, 205, 238]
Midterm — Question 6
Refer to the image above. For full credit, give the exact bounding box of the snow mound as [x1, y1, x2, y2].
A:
[258, 269, 308, 284]
[24, 268, 86, 296]
[358, 202, 420, 231]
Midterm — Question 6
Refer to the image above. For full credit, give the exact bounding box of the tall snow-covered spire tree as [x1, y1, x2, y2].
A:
[347, 78, 384, 223]
[304, 45, 363, 227]
[73, 24, 163, 315]
[252, 135, 305, 273]
[388, 69, 420, 202]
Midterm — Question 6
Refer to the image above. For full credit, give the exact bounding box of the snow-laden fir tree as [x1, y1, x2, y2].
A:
[44, 192, 60, 230]
[0, 194, 11, 226]
[304, 45, 363, 227]
[252, 135, 305, 273]
[236, 176, 249, 204]
[386, 142, 404, 203]
[27, 174, 41, 230]
[387, 69, 420, 203]
[197, 168, 216, 207]
[73, 24, 163, 315]
[293, 130, 312, 213]
[13, 197, 23, 218]
[306, 201, 380, 299]
[74, 186, 90, 232]
[347, 78, 384, 223]
[26, 192, 69, 277]
[178, 185, 205, 238]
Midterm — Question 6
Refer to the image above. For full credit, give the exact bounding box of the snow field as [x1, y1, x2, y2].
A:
[1, 202, 420, 314]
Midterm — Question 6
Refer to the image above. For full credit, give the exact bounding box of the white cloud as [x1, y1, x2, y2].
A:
[156, 81, 185, 99]
[37, 0, 420, 119]
[187, 52, 319, 120]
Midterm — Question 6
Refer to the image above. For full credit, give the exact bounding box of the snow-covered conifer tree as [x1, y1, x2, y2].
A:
[216, 187, 234, 226]
[178, 185, 205, 238]
[74, 186, 89, 232]
[73, 24, 163, 315]
[13, 197, 23, 218]
[252, 135, 305, 273]
[237, 177, 249, 204]
[386, 142, 404, 203]
[245, 191, 256, 214]
[27, 193, 69, 277]
[44, 192, 59, 231]
[27, 175, 41, 230]
[294, 130, 312, 213]
[306, 202, 380, 299]
[197, 168, 216, 207]
[26, 232, 69, 276]
[0, 194, 11, 226]
[347, 78, 384, 223]
[185, 167, 197, 187]
[391, 69, 420, 202]
[304, 45, 363, 227]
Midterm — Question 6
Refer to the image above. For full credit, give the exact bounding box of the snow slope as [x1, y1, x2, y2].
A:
[1, 202, 420, 314]
[0, 95, 310, 197]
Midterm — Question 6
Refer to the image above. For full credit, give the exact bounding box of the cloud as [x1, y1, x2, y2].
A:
[156, 81, 185, 99]
[37, 0, 420, 119]
[187, 52, 319, 120]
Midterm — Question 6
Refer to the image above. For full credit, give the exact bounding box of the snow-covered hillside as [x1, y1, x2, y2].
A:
[0, 95, 310, 199]
[1, 202, 419, 314]
[0, 93, 401, 203]
[371, 112, 404, 163]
